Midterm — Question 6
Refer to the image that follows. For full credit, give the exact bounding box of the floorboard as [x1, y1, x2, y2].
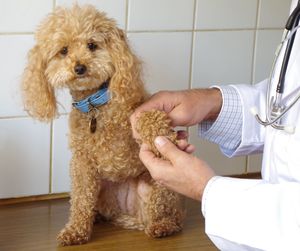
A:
[0, 198, 217, 251]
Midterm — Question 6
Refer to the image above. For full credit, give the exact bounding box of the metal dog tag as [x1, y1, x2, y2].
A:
[89, 116, 97, 133]
[88, 103, 99, 134]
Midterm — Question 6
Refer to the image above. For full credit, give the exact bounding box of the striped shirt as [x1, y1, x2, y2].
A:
[199, 85, 242, 156]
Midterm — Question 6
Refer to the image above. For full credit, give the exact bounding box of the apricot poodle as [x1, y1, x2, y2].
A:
[21, 5, 184, 246]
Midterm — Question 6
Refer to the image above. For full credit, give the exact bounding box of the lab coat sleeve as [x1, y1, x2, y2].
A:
[202, 176, 300, 251]
[230, 79, 268, 156]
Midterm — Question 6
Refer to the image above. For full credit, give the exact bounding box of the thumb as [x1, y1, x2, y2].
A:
[154, 136, 184, 163]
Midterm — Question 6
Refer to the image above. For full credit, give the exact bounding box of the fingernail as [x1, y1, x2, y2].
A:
[155, 136, 167, 147]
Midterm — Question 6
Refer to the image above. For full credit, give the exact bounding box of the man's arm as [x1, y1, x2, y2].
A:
[199, 80, 268, 157]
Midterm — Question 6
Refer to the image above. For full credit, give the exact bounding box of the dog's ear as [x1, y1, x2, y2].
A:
[22, 45, 57, 122]
[107, 28, 146, 104]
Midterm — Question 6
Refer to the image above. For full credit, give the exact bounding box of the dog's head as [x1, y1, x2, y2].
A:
[22, 5, 143, 121]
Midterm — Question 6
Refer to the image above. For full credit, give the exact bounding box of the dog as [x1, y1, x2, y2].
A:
[21, 5, 184, 246]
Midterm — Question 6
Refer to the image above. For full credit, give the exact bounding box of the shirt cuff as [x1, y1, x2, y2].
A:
[199, 85, 243, 156]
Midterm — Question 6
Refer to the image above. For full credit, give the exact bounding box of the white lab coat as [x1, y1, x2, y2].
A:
[202, 0, 300, 250]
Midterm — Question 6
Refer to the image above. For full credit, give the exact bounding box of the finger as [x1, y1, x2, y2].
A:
[177, 139, 195, 153]
[131, 90, 179, 132]
[139, 143, 170, 172]
[185, 144, 196, 154]
[131, 93, 168, 122]
[177, 139, 196, 153]
[139, 143, 173, 182]
[140, 142, 150, 151]
[130, 96, 169, 139]
[130, 113, 142, 139]
[154, 136, 186, 163]
[131, 123, 140, 140]
[176, 130, 188, 140]
[177, 139, 189, 150]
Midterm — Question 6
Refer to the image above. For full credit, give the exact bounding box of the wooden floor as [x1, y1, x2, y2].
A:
[0, 198, 217, 251]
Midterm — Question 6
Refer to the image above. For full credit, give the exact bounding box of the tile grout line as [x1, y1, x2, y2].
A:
[49, 122, 54, 194]
[251, 0, 260, 86]
[48, 0, 56, 195]
[0, 112, 69, 120]
[0, 28, 284, 37]
[189, 0, 197, 91]
[187, 0, 198, 142]
[246, 0, 261, 174]
[0, 115, 29, 120]
[0, 32, 34, 35]
[125, 0, 129, 32]
[126, 27, 284, 34]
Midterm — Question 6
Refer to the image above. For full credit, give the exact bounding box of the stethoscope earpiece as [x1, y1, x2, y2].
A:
[250, 107, 259, 117]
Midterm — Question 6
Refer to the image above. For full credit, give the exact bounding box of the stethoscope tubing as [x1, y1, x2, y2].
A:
[254, 3, 300, 133]
[266, 25, 300, 122]
[277, 7, 300, 94]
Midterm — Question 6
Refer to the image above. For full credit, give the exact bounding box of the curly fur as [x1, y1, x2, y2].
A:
[135, 110, 177, 158]
[21, 5, 184, 246]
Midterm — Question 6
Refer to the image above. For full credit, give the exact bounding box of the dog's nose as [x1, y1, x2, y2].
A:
[74, 64, 87, 75]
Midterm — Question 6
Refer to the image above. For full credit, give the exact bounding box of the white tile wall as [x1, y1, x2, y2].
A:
[0, 0, 293, 199]
[128, 0, 194, 31]
[192, 30, 254, 87]
[52, 116, 71, 193]
[57, 0, 127, 29]
[254, 30, 283, 83]
[0, 0, 53, 33]
[258, 0, 291, 28]
[56, 89, 73, 114]
[0, 118, 50, 198]
[196, 0, 257, 30]
[129, 32, 192, 93]
[0, 35, 34, 117]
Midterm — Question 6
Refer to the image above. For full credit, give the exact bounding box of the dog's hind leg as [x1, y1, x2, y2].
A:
[57, 156, 100, 246]
[144, 183, 185, 238]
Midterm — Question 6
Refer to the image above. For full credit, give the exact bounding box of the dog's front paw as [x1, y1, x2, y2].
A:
[145, 219, 182, 238]
[57, 224, 91, 246]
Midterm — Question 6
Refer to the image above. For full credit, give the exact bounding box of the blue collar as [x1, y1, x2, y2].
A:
[72, 82, 110, 113]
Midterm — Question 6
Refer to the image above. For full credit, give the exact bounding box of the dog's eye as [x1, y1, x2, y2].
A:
[87, 42, 97, 51]
[60, 47, 68, 55]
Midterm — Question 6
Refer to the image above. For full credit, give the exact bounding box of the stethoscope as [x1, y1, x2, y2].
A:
[251, 1, 300, 134]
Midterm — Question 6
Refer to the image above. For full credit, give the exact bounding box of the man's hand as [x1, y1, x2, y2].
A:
[139, 136, 215, 201]
[131, 88, 222, 140]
